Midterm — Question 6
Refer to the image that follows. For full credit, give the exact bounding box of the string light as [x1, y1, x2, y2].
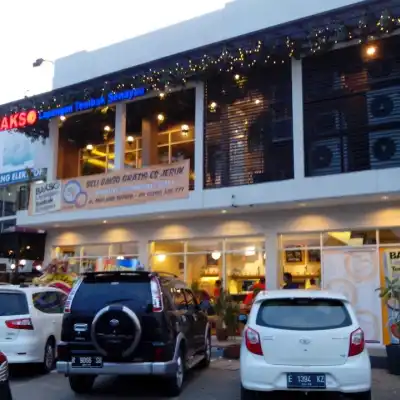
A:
[3, 7, 400, 131]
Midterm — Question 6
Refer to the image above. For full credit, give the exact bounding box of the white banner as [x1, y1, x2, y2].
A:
[30, 181, 61, 215]
[322, 249, 382, 344]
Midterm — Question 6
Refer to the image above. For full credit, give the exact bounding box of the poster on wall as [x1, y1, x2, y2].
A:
[383, 250, 400, 344]
[322, 249, 382, 344]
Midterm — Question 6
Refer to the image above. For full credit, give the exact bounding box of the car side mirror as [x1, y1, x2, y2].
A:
[238, 314, 247, 324]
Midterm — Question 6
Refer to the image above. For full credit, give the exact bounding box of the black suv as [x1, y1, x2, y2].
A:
[56, 271, 211, 396]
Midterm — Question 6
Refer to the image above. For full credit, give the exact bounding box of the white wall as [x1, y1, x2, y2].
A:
[52, 0, 365, 88]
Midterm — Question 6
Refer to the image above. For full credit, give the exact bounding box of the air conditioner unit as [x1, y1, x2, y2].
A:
[367, 86, 400, 126]
[307, 137, 348, 176]
[369, 130, 400, 169]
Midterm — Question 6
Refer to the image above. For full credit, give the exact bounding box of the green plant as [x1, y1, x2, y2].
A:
[214, 291, 240, 337]
[377, 277, 400, 334]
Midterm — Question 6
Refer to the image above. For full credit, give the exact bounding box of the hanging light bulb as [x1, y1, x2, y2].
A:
[211, 251, 221, 261]
[104, 125, 111, 132]
[366, 45, 377, 57]
[157, 113, 165, 122]
[181, 124, 189, 136]
[60, 115, 66, 121]
[86, 144, 94, 151]
[127, 135, 134, 143]
[159, 92, 165, 99]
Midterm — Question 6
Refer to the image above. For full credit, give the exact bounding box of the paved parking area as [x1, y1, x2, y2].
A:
[9, 360, 400, 399]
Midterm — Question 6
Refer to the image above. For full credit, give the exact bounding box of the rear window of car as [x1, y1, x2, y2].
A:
[71, 274, 152, 313]
[0, 292, 29, 316]
[256, 298, 352, 331]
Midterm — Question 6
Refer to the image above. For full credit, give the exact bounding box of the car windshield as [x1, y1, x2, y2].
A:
[256, 298, 352, 331]
[0, 292, 29, 316]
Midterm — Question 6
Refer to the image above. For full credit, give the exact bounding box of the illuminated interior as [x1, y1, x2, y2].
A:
[56, 89, 196, 188]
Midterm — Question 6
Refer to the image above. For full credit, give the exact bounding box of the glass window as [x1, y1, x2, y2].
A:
[322, 230, 377, 246]
[1, 219, 16, 232]
[110, 242, 139, 256]
[33, 291, 64, 314]
[172, 288, 187, 310]
[151, 254, 184, 281]
[153, 241, 184, 254]
[379, 229, 400, 244]
[187, 254, 221, 296]
[72, 277, 152, 313]
[256, 298, 352, 331]
[187, 239, 222, 253]
[0, 292, 29, 316]
[225, 236, 265, 252]
[184, 290, 197, 307]
[82, 244, 110, 257]
[281, 233, 321, 249]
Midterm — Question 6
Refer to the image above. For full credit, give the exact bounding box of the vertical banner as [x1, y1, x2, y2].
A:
[322, 249, 382, 344]
[383, 250, 400, 344]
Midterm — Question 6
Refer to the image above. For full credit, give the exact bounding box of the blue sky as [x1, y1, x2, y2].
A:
[0, 0, 230, 105]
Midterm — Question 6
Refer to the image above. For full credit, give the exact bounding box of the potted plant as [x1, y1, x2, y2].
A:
[377, 277, 400, 375]
[214, 291, 240, 341]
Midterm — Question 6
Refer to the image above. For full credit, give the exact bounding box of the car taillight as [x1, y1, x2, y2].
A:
[245, 327, 263, 355]
[5, 318, 34, 330]
[150, 276, 163, 312]
[64, 278, 83, 314]
[0, 352, 6, 364]
[348, 328, 365, 357]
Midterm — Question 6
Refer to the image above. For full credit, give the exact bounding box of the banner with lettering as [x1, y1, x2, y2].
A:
[383, 250, 400, 344]
[30, 181, 62, 215]
[29, 160, 189, 215]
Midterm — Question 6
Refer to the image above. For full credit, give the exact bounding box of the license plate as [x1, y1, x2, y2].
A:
[287, 373, 326, 389]
[71, 356, 103, 368]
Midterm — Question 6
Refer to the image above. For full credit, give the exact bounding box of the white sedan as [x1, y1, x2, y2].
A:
[240, 290, 371, 399]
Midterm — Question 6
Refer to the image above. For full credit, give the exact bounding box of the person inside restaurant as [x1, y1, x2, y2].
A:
[282, 272, 299, 289]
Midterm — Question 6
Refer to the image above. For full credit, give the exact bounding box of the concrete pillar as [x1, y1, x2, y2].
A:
[194, 82, 205, 191]
[114, 103, 127, 169]
[141, 117, 159, 166]
[47, 119, 59, 181]
[265, 234, 279, 290]
[291, 58, 305, 180]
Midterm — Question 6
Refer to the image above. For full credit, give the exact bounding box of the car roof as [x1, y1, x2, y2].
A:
[254, 290, 348, 302]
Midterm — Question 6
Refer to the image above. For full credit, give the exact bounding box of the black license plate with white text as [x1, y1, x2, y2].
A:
[287, 373, 326, 389]
[71, 356, 103, 368]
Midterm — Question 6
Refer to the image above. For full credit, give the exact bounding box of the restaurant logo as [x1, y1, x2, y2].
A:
[0, 110, 38, 132]
[30, 180, 62, 215]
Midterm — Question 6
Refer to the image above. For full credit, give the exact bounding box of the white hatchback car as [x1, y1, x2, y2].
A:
[0, 285, 67, 373]
[240, 290, 371, 399]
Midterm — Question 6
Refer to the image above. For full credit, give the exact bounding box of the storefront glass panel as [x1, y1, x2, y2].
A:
[322, 230, 377, 246]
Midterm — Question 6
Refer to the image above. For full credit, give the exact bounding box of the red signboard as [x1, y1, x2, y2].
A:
[0, 110, 38, 132]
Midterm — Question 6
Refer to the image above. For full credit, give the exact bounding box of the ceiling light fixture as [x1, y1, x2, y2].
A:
[366, 45, 377, 57]
[60, 115, 66, 121]
[104, 125, 111, 132]
[181, 124, 189, 136]
[86, 144, 94, 151]
[127, 135, 134, 143]
[157, 113, 165, 122]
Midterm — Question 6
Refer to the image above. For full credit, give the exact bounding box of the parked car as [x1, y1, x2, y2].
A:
[0, 351, 12, 399]
[0, 284, 67, 373]
[240, 290, 372, 399]
[57, 271, 211, 396]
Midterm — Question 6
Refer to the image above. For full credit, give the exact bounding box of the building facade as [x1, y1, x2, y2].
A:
[0, 0, 399, 345]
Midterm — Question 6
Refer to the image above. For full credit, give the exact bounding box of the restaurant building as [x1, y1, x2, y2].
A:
[0, 0, 399, 345]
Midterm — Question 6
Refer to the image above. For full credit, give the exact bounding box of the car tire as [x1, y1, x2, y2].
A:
[198, 333, 211, 368]
[165, 347, 185, 397]
[241, 385, 260, 399]
[350, 390, 372, 400]
[41, 339, 55, 374]
[69, 375, 96, 394]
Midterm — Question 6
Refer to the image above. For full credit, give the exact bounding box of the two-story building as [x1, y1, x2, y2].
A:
[0, 0, 399, 345]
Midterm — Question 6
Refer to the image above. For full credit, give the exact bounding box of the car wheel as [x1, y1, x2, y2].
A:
[41, 339, 55, 374]
[198, 333, 211, 368]
[241, 385, 260, 399]
[165, 347, 185, 397]
[69, 375, 96, 394]
[350, 390, 372, 400]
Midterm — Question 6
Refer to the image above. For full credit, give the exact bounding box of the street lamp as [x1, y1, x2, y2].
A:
[32, 58, 54, 68]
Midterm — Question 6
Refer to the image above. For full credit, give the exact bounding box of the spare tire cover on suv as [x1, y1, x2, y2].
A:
[91, 304, 142, 358]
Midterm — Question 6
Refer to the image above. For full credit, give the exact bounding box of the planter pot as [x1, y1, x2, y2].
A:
[386, 344, 400, 375]
[223, 344, 240, 360]
[216, 328, 228, 341]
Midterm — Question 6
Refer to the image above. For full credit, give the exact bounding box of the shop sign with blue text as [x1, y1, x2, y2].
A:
[0, 168, 46, 186]
[38, 87, 146, 120]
